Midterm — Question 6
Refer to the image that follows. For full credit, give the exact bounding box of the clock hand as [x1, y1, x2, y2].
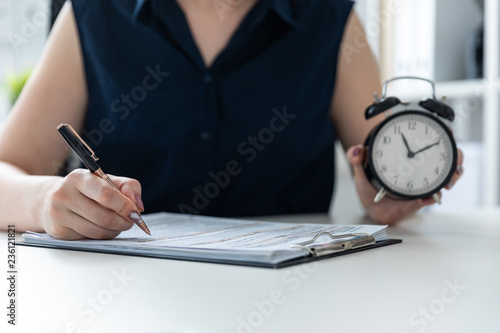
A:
[414, 140, 441, 155]
[401, 133, 415, 158]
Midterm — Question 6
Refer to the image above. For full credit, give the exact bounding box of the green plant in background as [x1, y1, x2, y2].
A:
[6, 69, 32, 106]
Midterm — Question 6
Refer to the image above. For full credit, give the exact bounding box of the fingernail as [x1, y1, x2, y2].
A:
[135, 194, 145, 212]
[448, 180, 454, 189]
[129, 211, 145, 224]
[353, 147, 361, 157]
[456, 164, 463, 176]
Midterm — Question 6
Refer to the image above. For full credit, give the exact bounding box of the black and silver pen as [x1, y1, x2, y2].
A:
[57, 123, 151, 236]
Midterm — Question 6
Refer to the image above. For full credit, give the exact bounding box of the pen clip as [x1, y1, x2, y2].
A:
[57, 124, 99, 162]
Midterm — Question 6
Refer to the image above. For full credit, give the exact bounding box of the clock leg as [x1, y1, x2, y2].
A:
[432, 193, 441, 205]
[374, 188, 387, 203]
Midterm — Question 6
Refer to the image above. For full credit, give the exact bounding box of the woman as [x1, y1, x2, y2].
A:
[0, 0, 463, 240]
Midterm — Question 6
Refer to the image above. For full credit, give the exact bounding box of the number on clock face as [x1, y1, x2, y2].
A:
[370, 113, 455, 197]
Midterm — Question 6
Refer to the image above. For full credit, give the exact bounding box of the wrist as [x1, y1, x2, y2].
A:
[28, 176, 63, 232]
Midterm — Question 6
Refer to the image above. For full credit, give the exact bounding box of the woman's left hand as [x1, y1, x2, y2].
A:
[346, 144, 464, 225]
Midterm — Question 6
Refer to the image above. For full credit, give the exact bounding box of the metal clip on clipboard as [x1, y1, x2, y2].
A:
[289, 232, 376, 257]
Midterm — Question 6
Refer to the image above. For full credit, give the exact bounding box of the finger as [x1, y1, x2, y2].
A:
[346, 144, 366, 177]
[457, 148, 464, 165]
[45, 204, 122, 240]
[71, 171, 142, 225]
[55, 173, 135, 233]
[46, 222, 85, 241]
[109, 175, 144, 212]
[62, 209, 121, 240]
[346, 144, 387, 211]
[445, 149, 464, 189]
[346, 144, 377, 192]
[65, 192, 135, 232]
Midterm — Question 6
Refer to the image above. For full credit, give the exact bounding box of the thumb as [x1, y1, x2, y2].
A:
[346, 144, 366, 177]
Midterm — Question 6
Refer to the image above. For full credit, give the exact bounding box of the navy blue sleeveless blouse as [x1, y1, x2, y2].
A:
[71, 0, 354, 216]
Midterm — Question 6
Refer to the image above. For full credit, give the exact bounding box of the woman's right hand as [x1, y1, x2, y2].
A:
[40, 169, 145, 240]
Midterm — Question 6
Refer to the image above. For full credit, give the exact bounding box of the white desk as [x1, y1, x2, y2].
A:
[1, 209, 499, 333]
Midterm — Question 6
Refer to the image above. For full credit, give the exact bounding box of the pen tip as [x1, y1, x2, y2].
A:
[142, 224, 151, 236]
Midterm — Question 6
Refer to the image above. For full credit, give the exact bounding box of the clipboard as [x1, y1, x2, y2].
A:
[19, 233, 402, 269]
[20, 212, 402, 269]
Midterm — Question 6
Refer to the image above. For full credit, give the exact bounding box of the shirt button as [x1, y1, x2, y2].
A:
[200, 131, 212, 141]
[202, 73, 213, 84]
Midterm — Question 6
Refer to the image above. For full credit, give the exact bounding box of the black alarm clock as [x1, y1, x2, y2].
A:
[363, 76, 457, 204]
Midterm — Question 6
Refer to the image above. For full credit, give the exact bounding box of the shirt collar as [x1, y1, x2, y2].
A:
[132, 0, 149, 23]
[268, 0, 297, 26]
[132, 0, 299, 27]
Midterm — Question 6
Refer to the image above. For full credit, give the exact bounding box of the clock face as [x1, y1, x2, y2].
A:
[367, 111, 457, 199]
